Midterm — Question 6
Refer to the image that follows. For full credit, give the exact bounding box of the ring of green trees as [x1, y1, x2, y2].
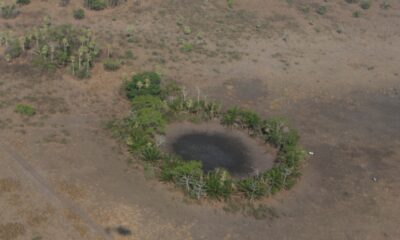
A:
[111, 72, 306, 201]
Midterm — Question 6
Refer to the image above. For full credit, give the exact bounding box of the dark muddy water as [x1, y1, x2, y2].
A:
[172, 132, 253, 176]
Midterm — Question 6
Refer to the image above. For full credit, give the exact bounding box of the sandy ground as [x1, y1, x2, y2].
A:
[0, 0, 400, 239]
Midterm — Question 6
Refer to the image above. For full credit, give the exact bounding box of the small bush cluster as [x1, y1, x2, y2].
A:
[84, 0, 125, 10]
[16, 0, 30, 5]
[111, 72, 305, 201]
[0, 20, 100, 77]
[15, 104, 36, 116]
[103, 58, 121, 71]
[73, 9, 85, 20]
[1, 4, 19, 19]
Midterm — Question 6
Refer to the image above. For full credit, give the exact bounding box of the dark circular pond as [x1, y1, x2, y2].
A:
[172, 132, 253, 176]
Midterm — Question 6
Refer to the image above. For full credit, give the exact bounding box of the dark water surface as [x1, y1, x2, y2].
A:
[172, 132, 253, 176]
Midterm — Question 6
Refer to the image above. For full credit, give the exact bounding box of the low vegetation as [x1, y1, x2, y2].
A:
[15, 104, 36, 116]
[110, 72, 306, 201]
[0, 19, 100, 78]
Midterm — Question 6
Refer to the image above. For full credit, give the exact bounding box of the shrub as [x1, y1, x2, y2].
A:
[239, 110, 261, 132]
[141, 145, 162, 161]
[16, 0, 30, 5]
[125, 128, 152, 151]
[103, 58, 121, 71]
[131, 95, 165, 112]
[160, 159, 203, 182]
[5, 38, 22, 60]
[221, 106, 240, 126]
[352, 11, 361, 17]
[345, 0, 359, 3]
[205, 169, 233, 199]
[84, 0, 107, 10]
[360, 0, 371, 9]
[125, 72, 161, 99]
[73, 9, 85, 20]
[1, 5, 19, 19]
[180, 42, 193, 52]
[262, 118, 299, 149]
[15, 104, 36, 116]
[316, 5, 327, 15]
[237, 177, 268, 200]
[59, 0, 70, 6]
[133, 108, 166, 133]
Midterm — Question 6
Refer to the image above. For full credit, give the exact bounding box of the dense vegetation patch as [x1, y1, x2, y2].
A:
[0, 19, 100, 78]
[110, 72, 305, 201]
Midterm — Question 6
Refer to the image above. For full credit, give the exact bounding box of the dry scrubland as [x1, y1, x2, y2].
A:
[0, 0, 400, 239]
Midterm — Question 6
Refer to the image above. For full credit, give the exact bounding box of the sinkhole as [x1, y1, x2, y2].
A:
[162, 122, 277, 177]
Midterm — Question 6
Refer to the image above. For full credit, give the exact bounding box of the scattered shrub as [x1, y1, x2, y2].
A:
[205, 169, 233, 199]
[125, 72, 161, 99]
[131, 95, 165, 112]
[59, 0, 70, 6]
[73, 9, 85, 20]
[316, 5, 327, 15]
[141, 145, 162, 161]
[4, 38, 22, 61]
[16, 0, 30, 5]
[1, 4, 19, 19]
[352, 10, 361, 17]
[360, 0, 371, 9]
[345, 0, 359, 3]
[84, 0, 107, 10]
[221, 106, 240, 126]
[15, 104, 36, 116]
[180, 42, 193, 52]
[103, 58, 121, 71]
[238, 177, 268, 200]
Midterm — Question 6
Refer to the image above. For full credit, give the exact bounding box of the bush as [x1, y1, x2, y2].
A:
[59, 0, 70, 6]
[360, 0, 371, 9]
[141, 145, 162, 161]
[316, 5, 327, 15]
[131, 95, 165, 112]
[133, 108, 166, 133]
[205, 169, 233, 199]
[15, 104, 36, 116]
[221, 106, 240, 126]
[161, 159, 203, 182]
[103, 58, 121, 71]
[237, 177, 268, 200]
[239, 110, 261, 132]
[84, 0, 107, 10]
[5, 38, 22, 60]
[125, 72, 161, 99]
[16, 0, 30, 5]
[262, 118, 299, 149]
[1, 5, 19, 19]
[345, 0, 359, 3]
[73, 9, 85, 20]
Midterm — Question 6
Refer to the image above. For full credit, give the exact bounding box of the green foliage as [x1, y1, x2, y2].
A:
[73, 9, 85, 20]
[180, 42, 193, 52]
[345, 0, 359, 3]
[239, 110, 261, 132]
[238, 177, 268, 200]
[84, 0, 107, 10]
[360, 0, 371, 9]
[141, 145, 162, 161]
[103, 58, 121, 71]
[114, 71, 305, 202]
[15, 104, 36, 116]
[227, 0, 234, 8]
[125, 72, 161, 99]
[262, 118, 299, 149]
[160, 159, 203, 182]
[352, 11, 361, 17]
[316, 5, 327, 15]
[205, 169, 233, 199]
[221, 106, 240, 126]
[5, 38, 22, 60]
[131, 95, 165, 112]
[4, 22, 100, 77]
[16, 0, 30, 5]
[1, 4, 19, 19]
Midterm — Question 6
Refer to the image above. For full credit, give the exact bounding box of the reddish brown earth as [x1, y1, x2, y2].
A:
[0, 0, 399, 239]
